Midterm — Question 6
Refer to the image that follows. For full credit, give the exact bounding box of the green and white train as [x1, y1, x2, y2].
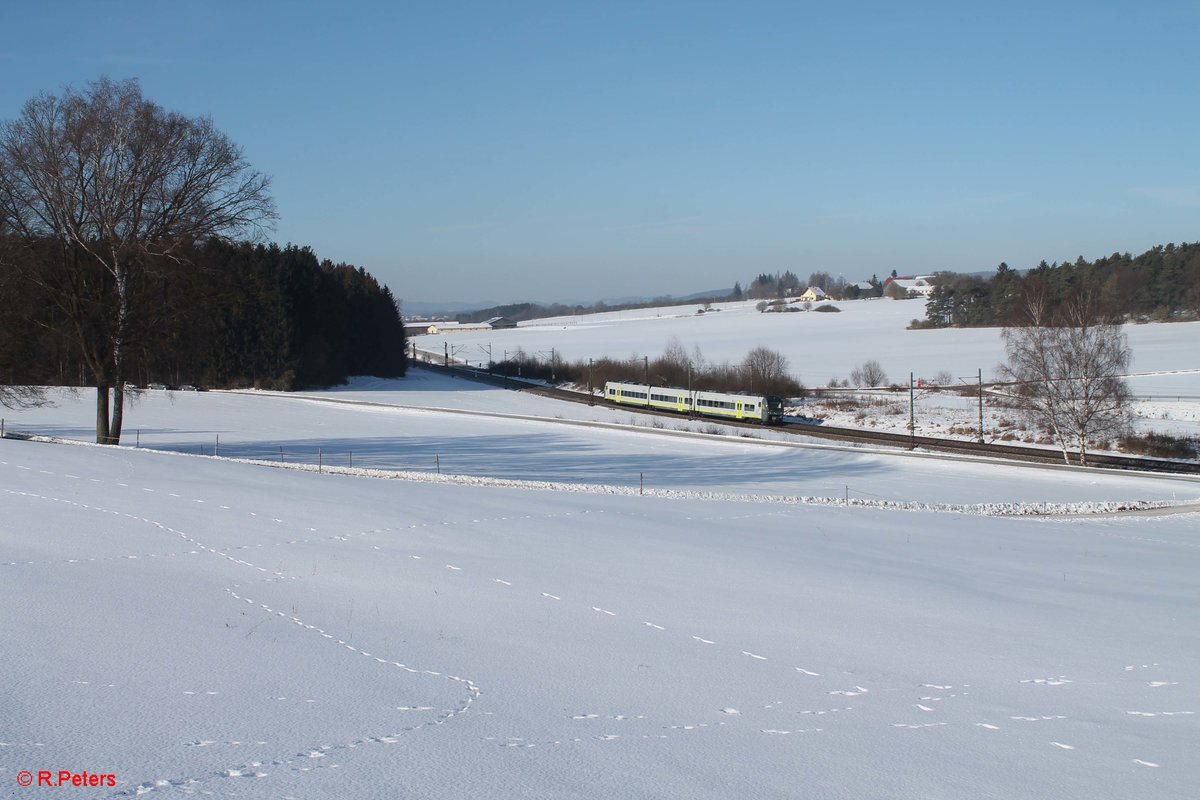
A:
[604, 381, 785, 425]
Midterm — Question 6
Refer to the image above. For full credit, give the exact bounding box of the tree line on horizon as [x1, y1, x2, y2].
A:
[0, 237, 408, 392]
[452, 271, 886, 325]
[919, 243, 1200, 328]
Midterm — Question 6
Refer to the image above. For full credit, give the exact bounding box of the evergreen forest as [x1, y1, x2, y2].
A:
[0, 238, 407, 391]
[920, 243, 1200, 328]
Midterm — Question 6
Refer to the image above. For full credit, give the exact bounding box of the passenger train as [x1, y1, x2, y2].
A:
[604, 381, 785, 425]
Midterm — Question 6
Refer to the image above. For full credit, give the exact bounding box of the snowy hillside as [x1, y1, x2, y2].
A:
[2, 375, 1199, 799]
[414, 297, 1200, 440]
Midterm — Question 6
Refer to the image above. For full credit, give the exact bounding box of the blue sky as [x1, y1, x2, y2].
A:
[3, 1, 1198, 306]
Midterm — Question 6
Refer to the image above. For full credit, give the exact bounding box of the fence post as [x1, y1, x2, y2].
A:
[349, 451, 352, 469]
[436, 454, 441, 474]
[215, 434, 219, 457]
[640, 472, 644, 495]
[319, 448, 323, 473]
[280, 445, 284, 463]
[136, 429, 139, 448]
[1, 418, 4, 437]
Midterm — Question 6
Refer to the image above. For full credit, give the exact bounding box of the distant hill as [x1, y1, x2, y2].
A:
[403, 288, 733, 320]
[401, 300, 504, 317]
[439, 289, 736, 325]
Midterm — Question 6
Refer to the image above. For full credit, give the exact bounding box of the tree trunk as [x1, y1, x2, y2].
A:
[109, 383, 125, 445]
[1049, 423, 1071, 466]
[95, 384, 112, 444]
[101, 260, 129, 446]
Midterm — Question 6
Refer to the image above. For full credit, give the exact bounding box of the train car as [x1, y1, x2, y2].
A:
[603, 381, 785, 424]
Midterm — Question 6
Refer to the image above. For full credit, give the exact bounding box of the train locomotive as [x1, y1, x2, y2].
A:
[603, 381, 785, 425]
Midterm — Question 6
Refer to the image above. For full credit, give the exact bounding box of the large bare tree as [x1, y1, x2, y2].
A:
[999, 292, 1132, 465]
[0, 77, 275, 443]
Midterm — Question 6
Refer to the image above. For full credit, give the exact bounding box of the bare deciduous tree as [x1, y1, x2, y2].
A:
[0, 385, 47, 410]
[999, 293, 1132, 465]
[744, 346, 789, 388]
[0, 77, 275, 443]
[850, 359, 888, 387]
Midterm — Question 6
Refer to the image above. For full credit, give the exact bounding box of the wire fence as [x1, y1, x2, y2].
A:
[0, 420, 451, 475]
[161, 441, 449, 474]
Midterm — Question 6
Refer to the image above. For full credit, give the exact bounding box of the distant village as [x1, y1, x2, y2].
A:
[403, 274, 939, 335]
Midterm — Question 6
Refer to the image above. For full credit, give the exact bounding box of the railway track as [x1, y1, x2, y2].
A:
[419, 361, 1200, 475]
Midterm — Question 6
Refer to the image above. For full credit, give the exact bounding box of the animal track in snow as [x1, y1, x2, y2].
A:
[799, 706, 853, 716]
[1020, 676, 1072, 686]
[830, 686, 869, 697]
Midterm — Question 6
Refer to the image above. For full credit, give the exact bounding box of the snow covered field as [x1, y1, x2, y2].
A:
[416, 297, 1200, 386]
[4, 376, 1198, 506]
[2, 374, 1199, 799]
[415, 298, 1200, 439]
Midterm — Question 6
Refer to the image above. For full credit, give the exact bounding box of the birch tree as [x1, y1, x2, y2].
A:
[0, 77, 275, 443]
[999, 293, 1132, 465]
